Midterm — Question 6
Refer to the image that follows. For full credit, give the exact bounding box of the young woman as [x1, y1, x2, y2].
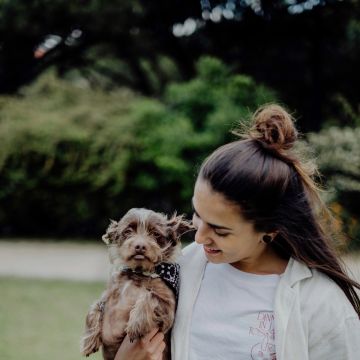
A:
[116, 104, 360, 360]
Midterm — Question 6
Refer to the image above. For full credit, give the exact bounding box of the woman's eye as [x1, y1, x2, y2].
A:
[214, 230, 229, 237]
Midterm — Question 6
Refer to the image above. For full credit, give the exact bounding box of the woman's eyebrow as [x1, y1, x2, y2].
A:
[191, 199, 232, 231]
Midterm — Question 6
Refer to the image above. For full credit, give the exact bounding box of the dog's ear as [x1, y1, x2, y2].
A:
[167, 213, 195, 244]
[102, 219, 119, 244]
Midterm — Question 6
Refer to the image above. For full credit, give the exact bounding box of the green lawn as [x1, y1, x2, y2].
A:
[0, 277, 105, 360]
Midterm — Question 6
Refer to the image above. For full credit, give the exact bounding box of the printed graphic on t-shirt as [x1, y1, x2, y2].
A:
[249, 311, 276, 360]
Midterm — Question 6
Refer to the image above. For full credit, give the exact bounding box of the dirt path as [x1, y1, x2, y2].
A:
[0, 241, 110, 281]
[1, 240, 360, 282]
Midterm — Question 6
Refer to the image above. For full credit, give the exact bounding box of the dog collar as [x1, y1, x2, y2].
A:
[120, 266, 160, 279]
[118, 262, 180, 299]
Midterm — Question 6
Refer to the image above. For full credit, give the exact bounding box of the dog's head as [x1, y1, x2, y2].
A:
[102, 208, 193, 271]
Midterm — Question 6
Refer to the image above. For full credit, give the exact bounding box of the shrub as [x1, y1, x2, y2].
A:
[0, 57, 276, 237]
[308, 126, 360, 249]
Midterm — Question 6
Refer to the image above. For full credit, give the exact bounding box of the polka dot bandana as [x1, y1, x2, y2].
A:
[155, 262, 180, 299]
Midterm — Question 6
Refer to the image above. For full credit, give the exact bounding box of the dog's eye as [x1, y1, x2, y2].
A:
[152, 231, 160, 238]
[156, 237, 167, 247]
[122, 228, 134, 237]
[152, 232, 167, 246]
[152, 232, 163, 242]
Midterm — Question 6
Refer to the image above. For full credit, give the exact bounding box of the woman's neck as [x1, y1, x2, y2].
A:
[230, 248, 289, 275]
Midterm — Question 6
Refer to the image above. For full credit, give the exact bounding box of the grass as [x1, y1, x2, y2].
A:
[0, 277, 105, 360]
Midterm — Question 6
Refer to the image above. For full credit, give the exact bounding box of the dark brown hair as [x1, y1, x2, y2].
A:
[198, 103, 360, 317]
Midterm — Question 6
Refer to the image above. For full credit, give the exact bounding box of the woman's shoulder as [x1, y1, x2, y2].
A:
[178, 242, 206, 270]
[179, 241, 202, 259]
[294, 261, 358, 319]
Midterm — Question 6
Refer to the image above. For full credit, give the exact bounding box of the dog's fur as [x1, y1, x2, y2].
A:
[80, 208, 192, 360]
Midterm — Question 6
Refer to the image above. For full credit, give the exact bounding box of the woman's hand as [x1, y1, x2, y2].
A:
[114, 328, 166, 360]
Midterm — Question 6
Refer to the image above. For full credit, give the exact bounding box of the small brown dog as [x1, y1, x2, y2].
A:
[80, 208, 192, 360]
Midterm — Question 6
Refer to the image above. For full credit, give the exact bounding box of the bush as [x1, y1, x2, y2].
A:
[0, 57, 276, 237]
[308, 126, 360, 249]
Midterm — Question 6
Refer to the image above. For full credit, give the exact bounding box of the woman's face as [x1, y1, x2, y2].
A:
[192, 178, 270, 271]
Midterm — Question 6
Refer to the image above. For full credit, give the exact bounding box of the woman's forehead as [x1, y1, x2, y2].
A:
[193, 179, 241, 221]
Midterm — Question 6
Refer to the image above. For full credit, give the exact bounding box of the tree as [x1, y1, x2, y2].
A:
[1, 1, 359, 132]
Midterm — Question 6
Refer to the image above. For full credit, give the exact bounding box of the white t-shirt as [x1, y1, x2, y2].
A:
[189, 262, 281, 360]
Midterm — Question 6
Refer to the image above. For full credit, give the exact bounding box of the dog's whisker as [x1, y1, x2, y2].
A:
[180, 227, 196, 236]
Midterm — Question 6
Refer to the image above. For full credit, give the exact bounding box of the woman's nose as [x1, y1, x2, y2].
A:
[194, 221, 212, 245]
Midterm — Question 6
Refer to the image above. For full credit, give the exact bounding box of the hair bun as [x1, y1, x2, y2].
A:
[250, 104, 298, 151]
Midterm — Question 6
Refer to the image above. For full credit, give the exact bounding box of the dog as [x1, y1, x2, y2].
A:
[80, 208, 192, 360]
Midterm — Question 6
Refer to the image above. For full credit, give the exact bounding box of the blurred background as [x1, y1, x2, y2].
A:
[0, 0, 360, 359]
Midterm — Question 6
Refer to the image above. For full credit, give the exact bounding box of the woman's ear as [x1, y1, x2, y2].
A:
[167, 213, 195, 244]
[260, 230, 279, 244]
[101, 219, 119, 244]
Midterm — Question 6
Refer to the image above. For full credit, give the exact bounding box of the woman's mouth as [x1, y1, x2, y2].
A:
[204, 247, 221, 255]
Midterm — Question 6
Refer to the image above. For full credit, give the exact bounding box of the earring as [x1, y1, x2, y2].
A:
[262, 235, 273, 244]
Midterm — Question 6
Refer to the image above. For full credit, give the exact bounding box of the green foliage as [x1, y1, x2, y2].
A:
[1, 70, 137, 192]
[1, 0, 360, 135]
[326, 94, 360, 128]
[0, 57, 276, 237]
[308, 126, 360, 248]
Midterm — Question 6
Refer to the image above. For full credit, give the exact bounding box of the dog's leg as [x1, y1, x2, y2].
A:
[80, 292, 108, 356]
[149, 287, 176, 360]
[102, 344, 121, 360]
[125, 291, 159, 342]
[152, 295, 176, 334]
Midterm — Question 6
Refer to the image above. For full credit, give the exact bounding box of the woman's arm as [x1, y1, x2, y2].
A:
[115, 328, 166, 360]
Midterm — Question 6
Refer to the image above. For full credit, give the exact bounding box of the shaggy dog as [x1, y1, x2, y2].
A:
[80, 208, 192, 360]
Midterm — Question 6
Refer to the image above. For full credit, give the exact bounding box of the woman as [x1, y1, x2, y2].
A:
[116, 104, 360, 360]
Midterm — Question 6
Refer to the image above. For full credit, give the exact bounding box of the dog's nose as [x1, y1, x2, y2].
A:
[135, 244, 146, 252]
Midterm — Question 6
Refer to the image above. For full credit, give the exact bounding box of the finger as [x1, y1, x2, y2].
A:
[152, 332, 164, 344]
[147, 333, 164, 353]
[142, 328, 159, 343]
[150, 343, 165, 360]
[151, 340, 166, 360]
[121, 334, 135, 348]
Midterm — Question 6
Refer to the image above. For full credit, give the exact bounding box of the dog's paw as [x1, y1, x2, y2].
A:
[81, 343, 100, 357]
[127, 329, 144, 343]
[126, 321, 152, 343]
[80, 335, 101, 357]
